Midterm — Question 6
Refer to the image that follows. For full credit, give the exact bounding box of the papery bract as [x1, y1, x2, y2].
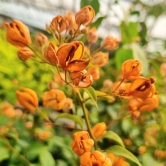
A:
[87, 66, 100, 81]
[128, 77, 155, 99]
[50, 15, 68, 33]
[17, 47, 34, 61]
[102, 36, 120, 50]
[121, 59, 142, 80]
[107, 153, 130, 166]
[16, 87, 38, 112]
[64, 12, 78, 30]
[71, 131, 94, 156]
[87, 27, 98, 43]
[80, 151, 112, 166]
[70, 70, 93, 88]
[5, 20, 31, 47]
[75, 5, 95, 26]
[43, 89, 66, 111]
[57, 41, 89, 72]
[128, 94, 159, 112]
[92, 52, 109, 67]
[44, 42, 58, 65]
[35, 33, 48, 47]
[91, 122, 107, 139]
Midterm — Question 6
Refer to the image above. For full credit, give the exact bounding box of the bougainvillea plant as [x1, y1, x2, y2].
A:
[2, 4, 159, 166]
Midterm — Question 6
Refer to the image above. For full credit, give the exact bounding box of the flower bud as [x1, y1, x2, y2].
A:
[120, 59, 142, 80]
[70, 70, 93, 88]
[64, 12, 77, 30]
[17, 47, 34, 61]
[5, 20, 31, 47]
[92, 52, 109, 67]
[57, 41, 89, 72]
[43, 89, 66, 111]
[50, 15, 68, 33]
[102, 36, 120, 50]
[107, 153, 130, 166]
[87, 66, 100, 81]
[71, 131, 94, 156]
[44, 42, 58, 65]
[2, 102, 16, 118]
[80, 151, 112, 166]
[128, 77, 156, 99]
[91, 122, 107, 139]
[75, 5, 95, 26]
[87, 27, 98, 43]
[100, 79, 113, 93]
[35, 33, 48, 47]
[62, 98, 73, 112]
[16, 88, 38, 112]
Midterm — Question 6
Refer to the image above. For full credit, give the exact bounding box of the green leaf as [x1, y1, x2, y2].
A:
[80, 0, 100, 14]
[103, 131, 125, 147]
[0, 147, 10, 161]
[90, 16, 107, 29]
[39, 149, 56, 166]
[106, 145, 142, 166]
[55, 113, 84, 128]
[120, 21, 138, 44]
[115, 48, 133, 70]
[84, 86, 98, 107]
[95, 90, 115, 102]
[131, 42, 149, 76]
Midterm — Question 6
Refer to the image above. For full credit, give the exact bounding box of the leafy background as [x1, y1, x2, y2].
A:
[0, 0, 166, 166]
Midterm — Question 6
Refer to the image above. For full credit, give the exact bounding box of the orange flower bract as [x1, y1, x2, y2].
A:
[50, 15, 68, 33]
[75, 5, 95, 26]
[17, 47, 34, 61]
[43, 89, 66, 111]
[120, 59, 142, 80]
[44, 42, 58, 65]
[91, 122, 107, 139]
[57, 41, 89, 72]
[80, 151, 112, 166]
[107, 153, 130, 166]
[5, 20, 31, 47]
[16, 87, 38, 112]
[71, 131, 94, 156]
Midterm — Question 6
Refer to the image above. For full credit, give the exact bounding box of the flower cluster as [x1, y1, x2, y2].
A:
[5, 5, 119, 89]
[112, 59, 159, 118]
[71, 123, 130, 166]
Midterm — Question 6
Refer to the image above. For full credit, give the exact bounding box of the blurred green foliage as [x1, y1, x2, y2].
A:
[0, 0, 166, 166]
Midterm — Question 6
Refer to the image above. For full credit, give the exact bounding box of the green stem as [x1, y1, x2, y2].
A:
[76, 89, 98, 150]
[4, 138, 31, 166]
[91, 46, 104, 56]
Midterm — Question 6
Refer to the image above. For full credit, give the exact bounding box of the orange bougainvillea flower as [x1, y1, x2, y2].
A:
[107, 153, 130, 166]
[44, 42, 58, 65]
[35, 33, 48, 47]
[64, 12, 78, 30]
[50, 15, 68, 33]
[57, 41, 89, 72]
[102, 36, 120, 51]
[120, 59, 142, 80]
[87, 27, 98, 43]
[128, 77, 156, 99]
[91, 122, 107, 139]
[87, 66, 100, 81]
[71, 131, 94, 156]
[128, 94, 159, 112]
[92, 52, 109, 67]
[17, 47, 34, 61]
[5, 20, 31, 47]
[62, 98, 73, 112]
[70, 70, 93, 88]
[16, 87, 38, 112]
[75, 5, 95, 26]
[43, 89, 66, 111]
[80, 151, 112, 166]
